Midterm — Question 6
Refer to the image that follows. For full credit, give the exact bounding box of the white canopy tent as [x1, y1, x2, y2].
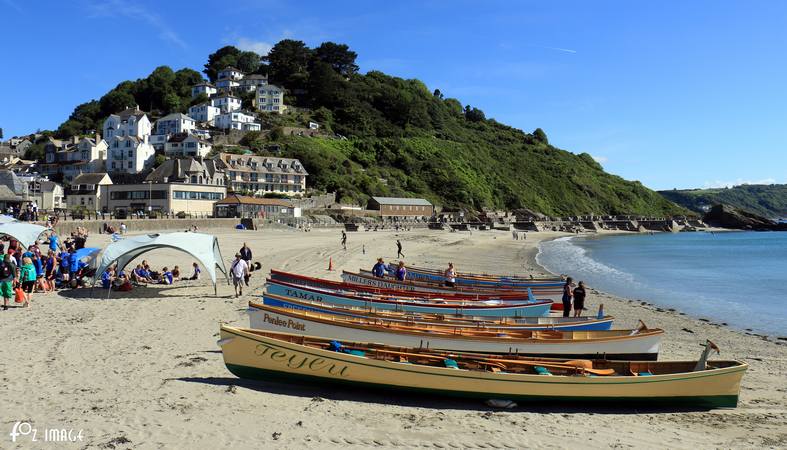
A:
[0, 222, 50, 248]
[0, 215, 17, 224]
[94, 232, 229, 294]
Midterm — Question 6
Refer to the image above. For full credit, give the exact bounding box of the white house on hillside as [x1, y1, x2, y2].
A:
[191, 82, 217, 99]
[103, 106, 152, 141]
[189, 103, 221, 125]
[155, 113, 196, 136]
[106, 136, 155, 173]
[218, 66, 244, 81]
[256, 84, 286, 114]
[215, 111, 260, 131]
[164, 134, 212, 158]
[211, 94, 242, 113]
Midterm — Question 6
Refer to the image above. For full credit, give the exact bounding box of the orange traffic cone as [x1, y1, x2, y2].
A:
[328, 257, 334, 271]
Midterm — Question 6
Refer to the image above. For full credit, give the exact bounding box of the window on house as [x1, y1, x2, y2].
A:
[190, 175, 197, 183]
[127, 161, 132, 168]
[111, 162, 116, 169]
[127, 150, 133, 157]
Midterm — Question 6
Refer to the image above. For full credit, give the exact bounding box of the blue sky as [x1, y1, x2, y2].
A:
[1, 0, 785, 190]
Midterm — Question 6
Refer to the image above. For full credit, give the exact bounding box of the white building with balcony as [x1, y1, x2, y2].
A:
[164, 134, 212, 158]
[155, 113, 196, 136]
[217, 66, 244, 81]
[239, 74, 268, 92]
[106, 136, 155, 173]
[103, 106, 152, 141]
[214, 111, 260, 131]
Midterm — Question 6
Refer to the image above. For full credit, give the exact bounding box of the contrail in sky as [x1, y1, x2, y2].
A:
[526, 44, 577, 54]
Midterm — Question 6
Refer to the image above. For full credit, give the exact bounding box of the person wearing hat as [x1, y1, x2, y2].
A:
[230, 253, 249, 297]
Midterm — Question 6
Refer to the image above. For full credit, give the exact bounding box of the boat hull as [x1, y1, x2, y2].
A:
[247, 305, 660, 360]
[261, 295, 614, 330]
[265, 281, 552, 317]
[219, 327, 746, 408]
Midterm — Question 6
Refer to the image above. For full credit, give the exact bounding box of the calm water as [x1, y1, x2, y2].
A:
[537, 231, 787, 336]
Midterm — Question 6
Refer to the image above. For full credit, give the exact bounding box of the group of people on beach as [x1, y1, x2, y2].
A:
[101, 260, 203, 291]
[561, 277, 587, 318]
[371, 258, 457, 287]
[0, 229, 97, 310]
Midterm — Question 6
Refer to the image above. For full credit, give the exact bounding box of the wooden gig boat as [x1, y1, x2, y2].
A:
[247, 301, 662, 360]
[218, 327, 747, 409]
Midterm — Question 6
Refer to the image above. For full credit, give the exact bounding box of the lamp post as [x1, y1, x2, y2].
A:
[144, 180, 153, 218]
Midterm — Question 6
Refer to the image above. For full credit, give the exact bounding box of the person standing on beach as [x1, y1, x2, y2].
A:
[0, 254, 17, 310]
[341, 231, 347, 251]
[396, 240, 404, 259]
[562, 277, 574, 318]
[230, 253, 249, 298]
[239, 243, 252, 286]
[573, 281, 587, 317]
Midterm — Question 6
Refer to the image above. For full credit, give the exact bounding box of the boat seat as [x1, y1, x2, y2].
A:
[343, 349, 366, 357]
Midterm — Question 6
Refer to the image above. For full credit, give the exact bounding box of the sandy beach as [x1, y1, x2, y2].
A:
[1, 226, 785, 449]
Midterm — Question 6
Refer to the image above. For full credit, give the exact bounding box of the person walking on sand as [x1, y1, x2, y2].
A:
[230, 253, 249, 298]
[239, 243, 252, 263]
[573, 281, 587, 317]
[341, 231, 347, 251]
[19, 256, 36, 307]
[396, 240, 404, 259]
[562, 277, 574, 318]
[444, 262, 457, 287]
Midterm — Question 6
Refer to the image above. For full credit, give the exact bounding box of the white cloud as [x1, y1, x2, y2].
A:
[702, 178, 777, 189]
[237, 38, 273, 55]
[591, 155, 608, 163]
[85, 0, 186, 49]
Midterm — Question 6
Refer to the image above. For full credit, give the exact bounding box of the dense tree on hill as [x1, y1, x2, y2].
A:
[313, 42, 359, 77]
[264, 39, 312, 89]
[203, 46, 263, 82]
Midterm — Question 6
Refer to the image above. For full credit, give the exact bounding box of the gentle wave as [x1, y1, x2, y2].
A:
[536, 236, 639, 286]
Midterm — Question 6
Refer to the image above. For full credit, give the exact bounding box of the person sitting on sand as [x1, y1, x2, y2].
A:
[188, 262, 201, 281]
[160, 267, 173, 285]
[444, 262, 457, 287]
[101, 266, 115, 289]
[573, 281, 587, 317]
[395, 261, 407, 281]
[372, 258, 386, 278]
[171, 265, 180, 281]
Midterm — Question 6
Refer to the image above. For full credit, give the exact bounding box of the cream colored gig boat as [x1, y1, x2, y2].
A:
[218, 326, 747, 408]
[248, 302, 663, 360]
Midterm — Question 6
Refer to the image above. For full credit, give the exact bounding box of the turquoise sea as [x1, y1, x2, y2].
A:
[537, 231, 787, 336]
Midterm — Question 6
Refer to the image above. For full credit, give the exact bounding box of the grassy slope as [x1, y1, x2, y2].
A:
[659, 185, 787, 218]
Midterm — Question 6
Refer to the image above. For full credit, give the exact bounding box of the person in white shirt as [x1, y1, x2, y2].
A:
[444, 262, 457, 287]
[230, 253, 249, 297]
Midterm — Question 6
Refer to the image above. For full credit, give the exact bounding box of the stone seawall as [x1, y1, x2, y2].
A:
[49, 218, 260, 236]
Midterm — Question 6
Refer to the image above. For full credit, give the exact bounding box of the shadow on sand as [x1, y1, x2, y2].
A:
[174, 375, 715, 414]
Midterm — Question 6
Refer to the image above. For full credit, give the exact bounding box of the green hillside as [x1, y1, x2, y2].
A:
[50, 40, 686, 216]
[659, 185, 787, 219]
